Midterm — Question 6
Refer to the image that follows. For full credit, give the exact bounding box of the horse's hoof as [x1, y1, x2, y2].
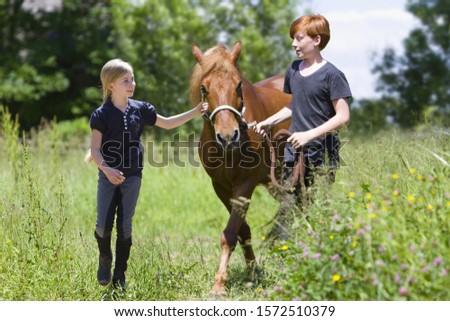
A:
[209, 285, 227, 298]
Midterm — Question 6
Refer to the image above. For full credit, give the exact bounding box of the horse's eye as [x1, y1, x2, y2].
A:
[236, 81, 243, 97]
[200, 85, 208, 96]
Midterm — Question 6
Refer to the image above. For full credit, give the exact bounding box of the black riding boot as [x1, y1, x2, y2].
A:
[95, 231, 112, 286]
[113, 237, 132, 290]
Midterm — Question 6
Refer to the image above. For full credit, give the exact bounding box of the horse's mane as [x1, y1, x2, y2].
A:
[189, 44, 241, 105]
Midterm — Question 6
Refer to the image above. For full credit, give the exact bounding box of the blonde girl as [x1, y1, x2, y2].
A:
[88, 58, 206, 289]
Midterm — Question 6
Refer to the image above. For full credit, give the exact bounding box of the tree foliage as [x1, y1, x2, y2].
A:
[0, 0, 298, 129]
[372, 0, 449, 127]
[0, 0, 115, 128]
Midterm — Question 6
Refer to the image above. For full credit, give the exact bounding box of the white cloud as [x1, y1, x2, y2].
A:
[327, 9, 415, 22]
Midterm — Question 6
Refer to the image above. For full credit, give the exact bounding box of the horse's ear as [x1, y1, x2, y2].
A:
[192, 44, 204, 64]
[229, 41, 242, 63]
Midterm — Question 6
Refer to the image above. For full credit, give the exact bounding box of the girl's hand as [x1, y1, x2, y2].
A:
[196, 101, 209, 115]
[102, 166, 125, 185]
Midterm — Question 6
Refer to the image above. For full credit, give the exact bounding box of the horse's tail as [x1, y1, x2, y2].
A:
[84, 149, 93, 164]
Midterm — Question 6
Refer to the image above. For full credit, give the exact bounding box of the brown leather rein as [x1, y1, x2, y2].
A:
[246, 122, 307, 207]
[263, 129, 308, 208]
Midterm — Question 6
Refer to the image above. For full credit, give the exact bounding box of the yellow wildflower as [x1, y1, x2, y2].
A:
[368, 213, 377, 219]
[348, 191, 355, 198]
[407, 195, 415, 203]
[417, 174, 424, 181]
[329, 235, 334, 240]
[352, 241, 358, 248]
[427, 204, 433, 211]
[392, 173, 399, 180]
[332, 274, 341, 282]
[281, 245, 289, 251]
[365, 193, 372, 200]
[409, 168, 417, 174]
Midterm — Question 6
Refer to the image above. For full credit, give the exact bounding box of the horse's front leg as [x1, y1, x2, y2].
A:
[210, 232, 232, 297]
[210, 196, 251, 296]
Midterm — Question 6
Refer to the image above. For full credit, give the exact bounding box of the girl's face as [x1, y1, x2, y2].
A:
[292, 32, 320, 60]
[109, 71, 136, 99]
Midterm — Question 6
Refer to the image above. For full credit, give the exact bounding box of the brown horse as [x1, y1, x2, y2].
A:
[190, 41, 292, 296]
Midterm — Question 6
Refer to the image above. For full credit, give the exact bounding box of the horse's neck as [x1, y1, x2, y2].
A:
[243, 84, 271, 121]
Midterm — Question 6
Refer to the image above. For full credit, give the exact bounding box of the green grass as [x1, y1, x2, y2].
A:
[0, 109, 449, 300]
[264, 129, 450, 300]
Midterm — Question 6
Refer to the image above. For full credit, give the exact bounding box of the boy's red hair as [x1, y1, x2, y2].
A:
[290, 14, 331, 51]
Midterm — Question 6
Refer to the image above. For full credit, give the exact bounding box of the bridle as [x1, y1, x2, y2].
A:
[200, 81, 250, 131]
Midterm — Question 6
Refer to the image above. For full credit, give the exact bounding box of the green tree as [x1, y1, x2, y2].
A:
[198, 0, 296, 82]
[110, 0, 297, 119]
[372, 0, 449, 127]
[0, 0, 115, 129]
[349, 99, 393, 136]
[0, 0, 69, 128]
[1, 0, 298, 129]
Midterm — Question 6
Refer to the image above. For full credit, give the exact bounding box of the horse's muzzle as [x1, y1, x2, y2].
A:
[216, 129, 240, 149]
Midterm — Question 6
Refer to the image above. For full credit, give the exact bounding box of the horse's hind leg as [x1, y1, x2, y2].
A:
[232, 197, 254, 264]
[234, 197, 258, 281]
[238, 221, 258, 281]
[238, 220, 255, 265]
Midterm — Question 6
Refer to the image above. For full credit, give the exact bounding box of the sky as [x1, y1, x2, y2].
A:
[296, 0, 420, 100]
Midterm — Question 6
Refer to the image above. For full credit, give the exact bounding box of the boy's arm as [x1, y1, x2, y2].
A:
[287, 98, 350, 149]
[254, 103, 292, 134]
[155, 102, 207, 130]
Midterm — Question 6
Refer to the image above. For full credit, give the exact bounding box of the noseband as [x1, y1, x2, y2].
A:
[207, 104, 245, 124]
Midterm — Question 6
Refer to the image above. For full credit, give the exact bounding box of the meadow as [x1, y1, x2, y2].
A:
[1, 107, 449, 301]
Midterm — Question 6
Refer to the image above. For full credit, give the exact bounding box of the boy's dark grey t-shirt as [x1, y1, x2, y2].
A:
[283, 60, 352, 164]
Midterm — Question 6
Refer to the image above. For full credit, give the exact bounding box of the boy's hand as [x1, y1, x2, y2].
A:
[254, 121, 271, 135]
[287, 131, 313, 149]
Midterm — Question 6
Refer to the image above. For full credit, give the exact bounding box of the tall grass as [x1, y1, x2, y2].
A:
[264, 129, 450, 300]
[0, 109, 448, 300]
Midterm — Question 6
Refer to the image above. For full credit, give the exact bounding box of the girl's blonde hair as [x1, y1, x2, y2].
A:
[100, 58, 133, 102]
[289, 14, 331, 51]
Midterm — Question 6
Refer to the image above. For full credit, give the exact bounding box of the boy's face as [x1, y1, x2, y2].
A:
[292, 32, 321, 60]
[109, 71, 136, 99]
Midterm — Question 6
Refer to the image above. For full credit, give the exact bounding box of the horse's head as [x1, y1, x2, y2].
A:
[190, 41, 246, 150]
